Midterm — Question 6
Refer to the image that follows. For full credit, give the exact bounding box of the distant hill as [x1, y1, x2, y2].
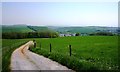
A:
[49, 26, 118, 34]
[27, 26, 53, 32]
[2, 25, 55, 33]
[2, 25, 34, 33]
[2, 25, 119, 34]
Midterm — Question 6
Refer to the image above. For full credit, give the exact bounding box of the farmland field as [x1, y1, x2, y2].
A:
[2, 36, 119, 71]
[30, 36, 119, 71]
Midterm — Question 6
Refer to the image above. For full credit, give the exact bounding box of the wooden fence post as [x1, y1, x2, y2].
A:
[50, 43, 52, 52]
[69, 45, 72, 56]
[33, 40, 36, 48]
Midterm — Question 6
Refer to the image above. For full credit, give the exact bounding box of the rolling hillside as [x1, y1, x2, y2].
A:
[49, 26, 118, 34]
[27, 26, 55, 32]
[2, 25, 54, 33]
[2, 25, 34, 33]
[2, 25, 119, 34]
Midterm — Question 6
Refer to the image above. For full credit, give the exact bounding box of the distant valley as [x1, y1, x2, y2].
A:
[2, 25, 120, 34]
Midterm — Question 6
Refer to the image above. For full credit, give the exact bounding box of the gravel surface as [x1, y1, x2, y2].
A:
[10, 41, 71, 70]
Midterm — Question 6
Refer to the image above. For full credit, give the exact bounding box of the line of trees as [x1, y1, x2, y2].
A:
[2, 32, 59, 39]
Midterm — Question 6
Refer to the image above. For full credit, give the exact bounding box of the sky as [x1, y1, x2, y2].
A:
[2, 2, 119, 27]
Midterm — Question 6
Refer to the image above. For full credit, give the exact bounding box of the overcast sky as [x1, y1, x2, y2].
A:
[2, 2, 118, 27]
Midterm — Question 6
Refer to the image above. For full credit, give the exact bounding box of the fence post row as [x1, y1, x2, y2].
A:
[40, 42, 72, 56]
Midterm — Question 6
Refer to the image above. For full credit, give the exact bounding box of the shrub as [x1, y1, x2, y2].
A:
[75, 33, 80, 36]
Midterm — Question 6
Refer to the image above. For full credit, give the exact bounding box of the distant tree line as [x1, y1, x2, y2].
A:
[2, 32, 59, 39]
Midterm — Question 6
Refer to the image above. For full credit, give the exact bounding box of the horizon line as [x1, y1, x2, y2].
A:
[2, 24, 119, 27]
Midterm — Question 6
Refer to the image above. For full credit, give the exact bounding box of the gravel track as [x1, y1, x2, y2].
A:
[11, 41, 71, 71]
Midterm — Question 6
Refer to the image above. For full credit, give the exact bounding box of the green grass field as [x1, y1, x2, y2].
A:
[30, 36, 119, 71]
[2, 36, 119, 71]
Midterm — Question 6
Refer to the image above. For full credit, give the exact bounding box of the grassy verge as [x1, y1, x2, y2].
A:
[2, 39, 29, 72]
[30, 47, 99, 71]
[30, 36, 119, 71]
